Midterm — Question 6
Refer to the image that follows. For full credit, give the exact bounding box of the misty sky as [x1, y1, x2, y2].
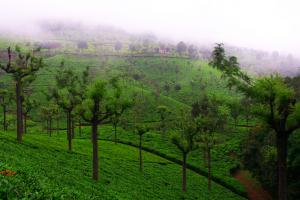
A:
[0, 0, 300, 55]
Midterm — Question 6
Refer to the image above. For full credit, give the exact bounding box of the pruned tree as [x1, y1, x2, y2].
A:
[135, 125, 149, 172]
[171, 112, 198, 192]
[194, 97, 223, 192]
[78, 80, 112, 181]
[51, 61, 81, 151]
[0, 46, 43, 143]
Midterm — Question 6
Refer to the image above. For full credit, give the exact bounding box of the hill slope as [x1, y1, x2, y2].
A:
[0, 131, 245, 200]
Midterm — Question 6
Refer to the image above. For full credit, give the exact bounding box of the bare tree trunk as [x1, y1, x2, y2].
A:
[203, 149, 208, 167]
[92, 122, 99, 181]
[114, 124, 117, 144]
[24, 114, 27, 134]
[2, 104, 7, 131]
[49, 117, 52, 137]
[71, 119, 75, 139]
[182, 153, 187, 192]
[79, 118, 82, 137]
[139, 134, 143, 172]
[56, 116, 59, 135]
[67, 111, 72, 151]
[277, 132, 288, 200]
[208, 148, 212, 192]
[46, 119, 49, 135]
[16, 80, 23, 143]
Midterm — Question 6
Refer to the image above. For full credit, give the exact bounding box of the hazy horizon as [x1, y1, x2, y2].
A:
[0, 0, 300, 56]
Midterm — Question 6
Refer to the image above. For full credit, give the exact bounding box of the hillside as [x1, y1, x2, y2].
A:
[0, 32, 256, 198]
[0, 131, 245, 200]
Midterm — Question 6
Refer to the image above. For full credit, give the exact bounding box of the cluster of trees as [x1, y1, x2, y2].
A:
[210, 43, 300, 200]
[172, 96, 227, 192]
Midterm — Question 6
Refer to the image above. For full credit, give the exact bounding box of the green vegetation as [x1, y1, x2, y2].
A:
[0, 37, 299, 200]
[0, 131, 245, 200]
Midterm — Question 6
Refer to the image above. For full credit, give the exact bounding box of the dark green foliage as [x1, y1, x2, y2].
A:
[241, 126, 277, 194]
[210, 43, 300, 200]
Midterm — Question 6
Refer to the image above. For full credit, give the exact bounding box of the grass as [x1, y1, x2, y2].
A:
[0, 131, 245, 200]
[0, 45, 249, 199]
[76, 124, 247, 195]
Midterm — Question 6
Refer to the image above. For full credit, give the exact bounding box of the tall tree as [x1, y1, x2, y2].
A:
[79, 80, 112, 181]
[0, 46, 43, 143]
[171, 113, 198, 192]
[210, 43, 300, 200]
[194, 97, 224, 192]
[51, 61, 81, 151]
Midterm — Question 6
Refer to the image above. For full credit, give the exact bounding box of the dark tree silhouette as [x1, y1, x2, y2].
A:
[176, 41, 187, 55]
[77, 41, 88, 51]
[114, 41, 123, 52]
[210, 43, 300, 200]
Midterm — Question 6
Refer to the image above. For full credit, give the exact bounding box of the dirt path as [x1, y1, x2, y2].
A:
[234, 170, 272, 200]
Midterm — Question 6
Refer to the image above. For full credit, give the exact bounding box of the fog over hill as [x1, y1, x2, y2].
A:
[0, 0, 300, 77]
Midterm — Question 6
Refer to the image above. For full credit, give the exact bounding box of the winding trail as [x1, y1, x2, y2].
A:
[233, 170, 272, 200]
[95, 138, 248, 199]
